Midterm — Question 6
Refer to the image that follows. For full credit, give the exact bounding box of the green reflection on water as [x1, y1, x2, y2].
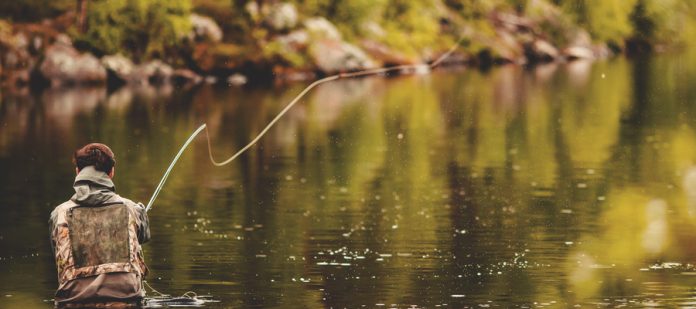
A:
[1, 51, 696, 308]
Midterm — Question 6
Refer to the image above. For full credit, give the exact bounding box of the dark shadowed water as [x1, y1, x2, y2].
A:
[1, 52, 696, 308]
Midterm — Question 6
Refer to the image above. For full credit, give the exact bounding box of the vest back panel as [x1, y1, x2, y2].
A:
[68, 203, 130, 268]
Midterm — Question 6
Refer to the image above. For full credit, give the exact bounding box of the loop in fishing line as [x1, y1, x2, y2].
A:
[145, 38, 463, 212]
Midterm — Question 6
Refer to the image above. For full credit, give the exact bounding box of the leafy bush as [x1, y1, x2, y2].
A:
[295, 0, 388, 35]
[381, 0, 443, 57]
[629, 0, 694, 46]
[74, 0, 192, 61]
[193, 0, 249, 43]
[561, 0, 637, 47]
[555, 0, 696, 48]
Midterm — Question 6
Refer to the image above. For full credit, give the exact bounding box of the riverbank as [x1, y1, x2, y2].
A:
[1, 0, 693, 90]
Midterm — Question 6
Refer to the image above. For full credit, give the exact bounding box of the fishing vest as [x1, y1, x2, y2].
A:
[51, 199, 148, 286]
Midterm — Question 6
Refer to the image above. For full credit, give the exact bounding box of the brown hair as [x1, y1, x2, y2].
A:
[73, 143, 116, 173]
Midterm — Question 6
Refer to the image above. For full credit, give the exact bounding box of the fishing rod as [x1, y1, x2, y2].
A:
[145, 124, 207, 211]
[145, 39, 464, 212]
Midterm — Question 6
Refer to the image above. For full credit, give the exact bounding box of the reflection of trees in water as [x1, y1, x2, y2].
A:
[0, 88, 107, 152]
[4, 52, 696, 306]
[564, 56, 696, 303]
[0, 85, 185, 155]
[192, 57, 696, 306]
[429, 57, 696, 304]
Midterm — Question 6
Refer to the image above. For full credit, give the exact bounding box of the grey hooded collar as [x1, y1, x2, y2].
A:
[71, 166, 117, 206]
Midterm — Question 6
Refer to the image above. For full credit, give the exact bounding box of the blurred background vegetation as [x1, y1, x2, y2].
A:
[0, 0, 696, 58]
[0, 0, 696, 85]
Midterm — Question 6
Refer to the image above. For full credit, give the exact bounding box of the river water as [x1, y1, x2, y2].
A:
[1, 52, 696, 308]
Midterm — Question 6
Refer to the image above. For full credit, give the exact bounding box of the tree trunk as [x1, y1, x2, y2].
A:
[76, 0, 89, 33]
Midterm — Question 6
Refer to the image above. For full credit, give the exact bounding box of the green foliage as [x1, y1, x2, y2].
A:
[262, 40, 308, 67]
[628, 0, 695, 46]
[629, 0, 655, 41]
[444, 0, 524, 18]
[296, 0, 388, 32]
[193, 0, 247, 43]
[525, 0, 578, 47]
[555, 0, 696, 47]
[562, 0, 637, 46]
[287, 0, 453, 58]
[3, 0, 696, 62]
[74, 0, 192, 60]
[380, 0, 441, 54]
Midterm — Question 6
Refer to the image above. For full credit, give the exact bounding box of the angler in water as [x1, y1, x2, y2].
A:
[48, 143, 150, 307]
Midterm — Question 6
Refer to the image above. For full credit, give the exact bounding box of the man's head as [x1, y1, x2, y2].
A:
[73, 143, 116, 177]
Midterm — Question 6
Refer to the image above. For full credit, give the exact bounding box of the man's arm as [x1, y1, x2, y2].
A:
[48, 209, 58, 253]
[134, 202, 151, 244]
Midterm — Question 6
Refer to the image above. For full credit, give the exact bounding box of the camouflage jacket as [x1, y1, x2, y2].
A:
[49, 166, 150, 288]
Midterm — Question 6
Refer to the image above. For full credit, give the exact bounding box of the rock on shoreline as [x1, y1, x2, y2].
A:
[39, 37, 106, 87]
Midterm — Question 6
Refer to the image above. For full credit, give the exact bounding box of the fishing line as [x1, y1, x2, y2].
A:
[145, 39, 463, 212]
[142, 280, 211, 306]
